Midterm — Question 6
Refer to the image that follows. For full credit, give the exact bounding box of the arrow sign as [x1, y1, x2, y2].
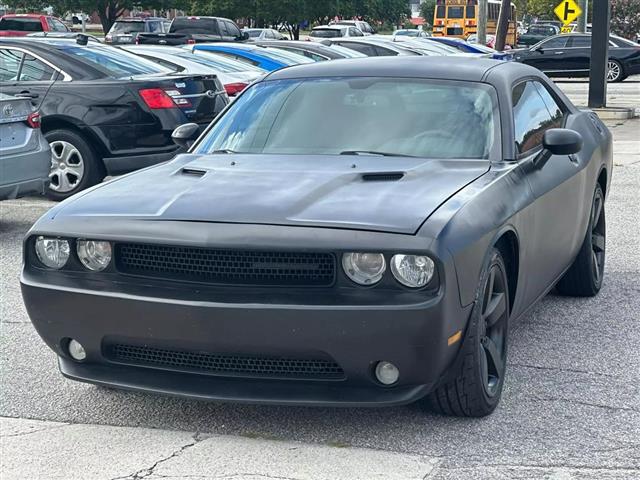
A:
[554, 0, 583, 26]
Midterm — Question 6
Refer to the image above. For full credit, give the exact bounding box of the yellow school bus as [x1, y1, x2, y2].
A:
[432, 0, 517, 47]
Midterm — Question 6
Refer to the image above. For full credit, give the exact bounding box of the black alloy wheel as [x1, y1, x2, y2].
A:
[425, 248, 510, 417]
[556, 184, 606, 296]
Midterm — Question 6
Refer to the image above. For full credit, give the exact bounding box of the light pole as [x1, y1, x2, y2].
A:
[478, 0, 487, 45]
[577, 0, 588, 32]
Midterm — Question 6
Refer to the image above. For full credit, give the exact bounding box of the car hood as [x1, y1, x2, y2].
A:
[56, 154, 490, 235]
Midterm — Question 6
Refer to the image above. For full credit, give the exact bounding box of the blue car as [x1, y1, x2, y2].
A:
[428, 37, 513, 60]
[191, 43, 314, 71]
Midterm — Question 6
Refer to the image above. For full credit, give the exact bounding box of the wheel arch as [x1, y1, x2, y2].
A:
[41, 116, 108, 163]
[597, 166, 608, 198]
[493, 229, 520, 315]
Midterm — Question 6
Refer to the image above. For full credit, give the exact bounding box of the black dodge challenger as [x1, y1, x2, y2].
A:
[21, 57, 612, 417]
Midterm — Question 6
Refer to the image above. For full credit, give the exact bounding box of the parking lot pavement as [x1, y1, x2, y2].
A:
[1, 119, 639, 479]
[555, 75, 640, 115]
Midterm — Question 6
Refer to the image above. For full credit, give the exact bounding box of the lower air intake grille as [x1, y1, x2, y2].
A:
[105, 344, 345, 380]
[114, 243, 336, 287]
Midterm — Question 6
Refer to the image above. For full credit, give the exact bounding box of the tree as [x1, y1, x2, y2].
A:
[611, 0, 640, 40]
[420, 0, 436, 25]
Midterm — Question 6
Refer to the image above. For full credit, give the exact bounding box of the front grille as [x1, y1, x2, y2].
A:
[105, 344, 345, 380]
[115, 243, 335, 287]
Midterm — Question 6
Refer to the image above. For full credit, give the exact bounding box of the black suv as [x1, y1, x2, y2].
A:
[136, 16, 248, 45]
[105, 17, 169, 45]
[0, 37, 228, 199]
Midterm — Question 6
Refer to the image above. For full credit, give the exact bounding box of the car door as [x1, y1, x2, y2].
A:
[0, 47, 59, 110]
[564, 35, 592, 73]
[514, 80, 588, 302]
[523, 35, 570, 72]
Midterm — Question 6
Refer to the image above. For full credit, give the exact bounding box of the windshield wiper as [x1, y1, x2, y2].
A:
[339, 150, 414, 157]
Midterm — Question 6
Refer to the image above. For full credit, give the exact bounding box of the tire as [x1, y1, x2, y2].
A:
[556, 184, 605, 297]
[607, 60, 624, 83]
[424, 248, 510, 417]
[45, 129, 103, 201]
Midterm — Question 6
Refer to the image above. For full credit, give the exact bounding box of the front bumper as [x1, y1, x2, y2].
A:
[22, 270, 471, 407]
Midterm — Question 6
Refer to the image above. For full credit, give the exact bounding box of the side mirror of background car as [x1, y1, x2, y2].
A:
[171, 123, 200, 149]
[534, 128, 583, 169]
[239, 31, 250, 41]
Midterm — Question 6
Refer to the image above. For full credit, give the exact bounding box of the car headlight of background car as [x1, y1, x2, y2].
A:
[76, 240, 112, 271]
[35, 236, 70, 269]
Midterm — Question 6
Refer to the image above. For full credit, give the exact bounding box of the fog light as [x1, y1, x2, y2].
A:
[375, 361, 399, 385]
[68, 339, 86, 361]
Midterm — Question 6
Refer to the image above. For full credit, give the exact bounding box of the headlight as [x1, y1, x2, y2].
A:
[77, 240, 112, 271]
[35, 236, 70, 269]
[342, 252, 386, 285]
[390, 254, 435, 288]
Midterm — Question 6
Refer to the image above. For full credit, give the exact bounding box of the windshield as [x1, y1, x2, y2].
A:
[395, 30, 420, 36]
[0, 18, 43, 31]
[311, 29, 343, 38]
[196, 77, 497, 159]
[246, 30, 262, 38]
[62, 45, 171, 78]
[110, 21, 145, 34]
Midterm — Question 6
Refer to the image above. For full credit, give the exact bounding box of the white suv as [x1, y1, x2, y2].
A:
[330, 20, 375, 35]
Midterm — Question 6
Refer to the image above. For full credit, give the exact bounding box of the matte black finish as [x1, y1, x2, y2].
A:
[21, 57, 613, 407]
[0, 39, 228, 176]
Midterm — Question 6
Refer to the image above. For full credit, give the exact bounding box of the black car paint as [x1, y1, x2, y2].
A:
[21, 57, 613, 406]
[136, 16, 245, 46]
[256, 40, 357, 60]
[0, 39, 228, 175]
[514, 33, 640, 80]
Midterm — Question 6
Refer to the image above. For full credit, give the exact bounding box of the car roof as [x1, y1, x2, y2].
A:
[313, 25, 346, 30]
[1, 14, 46, 18]
[115, 17, 165, 22]
[266, 55, 532, 83]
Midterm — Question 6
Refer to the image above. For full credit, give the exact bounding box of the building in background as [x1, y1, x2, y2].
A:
[409, 0, 426, 18]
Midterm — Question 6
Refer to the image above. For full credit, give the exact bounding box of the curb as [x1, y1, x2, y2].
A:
[589, 107, 637, 120]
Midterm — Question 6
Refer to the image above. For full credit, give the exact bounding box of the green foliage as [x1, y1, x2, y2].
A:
[420, 0, 436, 25]
[611, 0, 640, 40]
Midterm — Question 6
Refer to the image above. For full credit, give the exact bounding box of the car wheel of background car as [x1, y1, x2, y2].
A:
[425, 248, 510, 417]
[606, 60, 624, 83]
[45, 130, 103, 201]
[556, 184, 605, 297]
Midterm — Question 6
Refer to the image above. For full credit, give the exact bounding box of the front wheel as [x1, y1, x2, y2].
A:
[424, 248, 510, 417]
[607, 60, 625, 83]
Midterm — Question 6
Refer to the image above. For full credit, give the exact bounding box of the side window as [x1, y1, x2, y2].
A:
[512, 81, 556, 154]
[534, 82, 565, 128]
[218, 21, 229, 37]
[225, 21, 241, 38]
[339, 42, 375, 56]
[540, 36, 568, 49]
[0, 48, 23, 81]
[19, 54, 56, 81]
[351, 27, 364, 37]
[567, 36, 591, 47]
[148, 21, 162, 33]
[52, 19, 69, 32]
[374, 45, 398, 56]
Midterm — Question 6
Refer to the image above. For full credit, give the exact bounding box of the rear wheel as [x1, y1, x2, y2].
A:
[556, 184, 605, 297]
[424, 248, 510, 417]
[45, 129, 103, 201]
[607, 60, 624, 83]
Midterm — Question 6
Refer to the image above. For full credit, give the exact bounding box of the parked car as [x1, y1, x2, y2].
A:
[514, 33, 640, 82]
[256, 40, 367, 61]
[429, 37, 513, 60]
[517, 24, 560, 47]
[64, 12, 89, 25]
[0, 37, 228, 199]
[0, 94, 50, 200]
[467, 33, 497, 49]
[21, 56, 612, 417]
[308, 25, 364, 42]
[329, 19, 375, 35]
[382, 36, 464, 56]
[122, 45, 265, 96]
[105, 17, 168, 45]
[393, 29, 429, 38]
[0, 14, 69, 37]
[244, 28, 287, 41]
[321, 37, 421, 56]
[136, 16, 248, 45]
[192, 43, 314, 71]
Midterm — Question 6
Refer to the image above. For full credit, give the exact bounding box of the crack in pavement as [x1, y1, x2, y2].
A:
[112, 432, 206, 480]
[529, 396, 639, 413]
[508, 362, 624, 378]
[148, 474, 303, 480]
[0, 422, 69, 438]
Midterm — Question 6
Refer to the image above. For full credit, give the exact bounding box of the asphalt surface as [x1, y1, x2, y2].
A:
[1, 119, 639, 479]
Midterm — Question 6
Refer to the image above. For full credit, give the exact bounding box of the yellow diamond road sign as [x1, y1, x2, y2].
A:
[554, 0, 582, 26]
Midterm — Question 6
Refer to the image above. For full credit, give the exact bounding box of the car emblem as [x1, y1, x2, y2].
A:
[175, 82, 186, 88]
[2, 104, 14, 117]
[205, 90, 217, 98]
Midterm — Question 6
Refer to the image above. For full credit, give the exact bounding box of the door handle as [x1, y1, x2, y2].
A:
[554, 51, 564, 55]
[15, 91, 39, 99]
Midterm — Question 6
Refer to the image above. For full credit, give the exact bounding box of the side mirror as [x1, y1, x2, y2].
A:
[239, 31, 250, 41]
[534, 128, 583, 169]
[171, 123, 200, 149]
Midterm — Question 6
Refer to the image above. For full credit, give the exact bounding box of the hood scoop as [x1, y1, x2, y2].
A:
[180, 167, 208, 177]
[361, 172, 405, 182]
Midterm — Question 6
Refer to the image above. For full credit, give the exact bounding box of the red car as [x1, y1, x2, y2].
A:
[0, 14, 70, 37]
